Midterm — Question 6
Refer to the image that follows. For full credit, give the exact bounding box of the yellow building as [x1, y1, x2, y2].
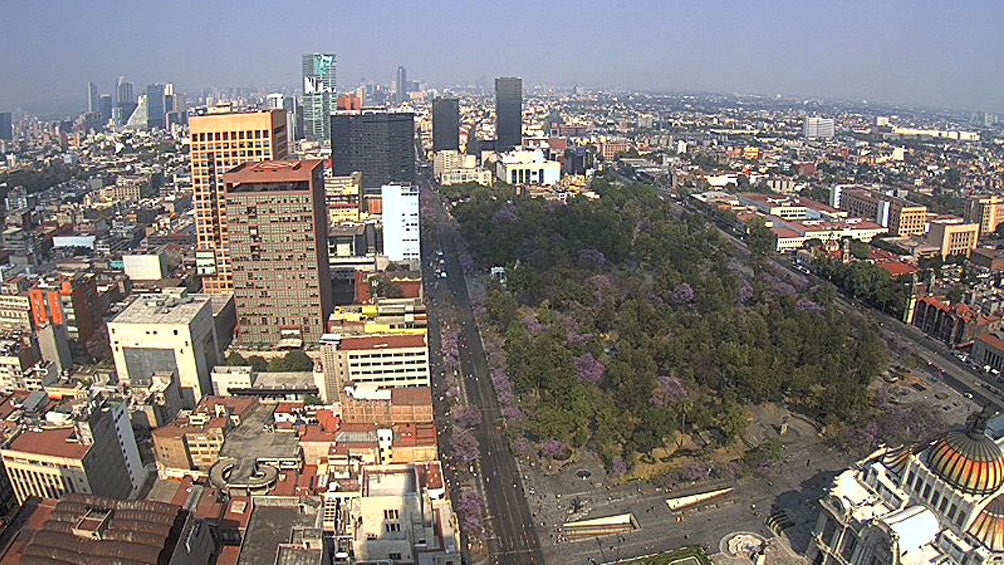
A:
[326, 172, 364, 225]
[838, 188, 928, 237]
[927, 218, 980, 258]
[965, 195, 1004, 238]
[0, 295, 33, 332]
[189, 105, 288, 294]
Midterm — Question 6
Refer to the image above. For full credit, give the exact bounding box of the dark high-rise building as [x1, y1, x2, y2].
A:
[146, 84, 166, 129]
[396, 66, 408, 104]
[87, 82, 98, 114]
[302, 53, 337, 142]
[495, 77, 523, 151]
[432, 97, 460, 152]
[99, 94, 113, 123]
[331, 110, 415, 188]
[0, 113, 12, 141]
[224, 159, 332, 345]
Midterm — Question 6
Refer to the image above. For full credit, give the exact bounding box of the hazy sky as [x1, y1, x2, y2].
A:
[4, 1, 1004, 115]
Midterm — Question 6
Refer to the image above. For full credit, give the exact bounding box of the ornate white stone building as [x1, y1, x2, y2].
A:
[811, 409, 1004, 565]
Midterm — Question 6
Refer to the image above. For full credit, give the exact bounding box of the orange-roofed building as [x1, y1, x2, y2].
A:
[914, 296, 999, 347]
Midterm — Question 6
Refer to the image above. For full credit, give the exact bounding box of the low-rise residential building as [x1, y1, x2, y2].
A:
[151, 396, 257, 479]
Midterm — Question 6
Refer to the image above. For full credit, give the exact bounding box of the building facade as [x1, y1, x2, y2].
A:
[495, 77, 523, 151]
[381, 183, 421, 264]
[108, 292, 221, 408]
[145, 84, 165, 130]
[432, 97, 460, 152]
[966, 196, 1004, 238]
[811, 409, 1004, 565]
[0, 112, 12, 141]
[331, 110, 415, 189]
[223, 160, 333, 346]
[320, 334, 430, 400]
[496, 149, 561, 186]
[804, 116, 836, 139]
[302, 53, 337, 142]
[928, 219, 980, 259]
[838, 188, 928, 237]
[1, 399, 144, 505]
[189, 106, 289, 294]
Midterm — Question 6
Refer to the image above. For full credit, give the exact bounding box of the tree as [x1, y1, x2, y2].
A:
[747, 217, 775, 260]
[246, 355, 269, 372]
[225, 352, 248, 366]
[267, 350, 314, 372]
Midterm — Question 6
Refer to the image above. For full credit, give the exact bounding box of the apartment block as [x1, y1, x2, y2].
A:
[223, 160, 332, 346]
[927, 218, 980, 258]
[965, 195, 1004, 237]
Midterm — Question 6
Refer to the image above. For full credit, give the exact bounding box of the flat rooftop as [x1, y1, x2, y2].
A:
[364, 467, 417, 497]
[237, 501, 322, 565]
[224, 160, 323, 185]
[6, 427, 91, 460]
[219, 402, 300, 462]
[111, 295, 210, 325]
[252, 372, 317, 390]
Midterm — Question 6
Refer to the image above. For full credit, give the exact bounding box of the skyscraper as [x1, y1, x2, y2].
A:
[114, 77, 136, 127]
[86, 82, 99, 114]
[224, 160, 332, 345]
[302, 53, 337, 142]
[99, 94, 113, 123]
[432, 97, 460, 152]
[0, 113, 12, 141]
[189, 107, 289, 294]
[146, 84, 166, 129]
[116, 76, 134, 104]
[396, 66, 408, 104]
[495, 77, 523, 151]
[331, 110, 415, 189]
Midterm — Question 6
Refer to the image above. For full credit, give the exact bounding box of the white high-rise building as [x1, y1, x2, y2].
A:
[381, 183, 420, 264]
[804, 116, 836, 140]
[108, 292, 221, 408]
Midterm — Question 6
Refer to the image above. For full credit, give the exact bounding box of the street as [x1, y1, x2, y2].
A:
[421, 175, 544, 564]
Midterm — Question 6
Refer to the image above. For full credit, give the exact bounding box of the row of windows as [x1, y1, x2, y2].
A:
[905, 468, 962, 526]
[193, 130, 271, 142]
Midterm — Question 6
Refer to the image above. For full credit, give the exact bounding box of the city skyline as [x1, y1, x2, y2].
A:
[3, 1, 1004, 115]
